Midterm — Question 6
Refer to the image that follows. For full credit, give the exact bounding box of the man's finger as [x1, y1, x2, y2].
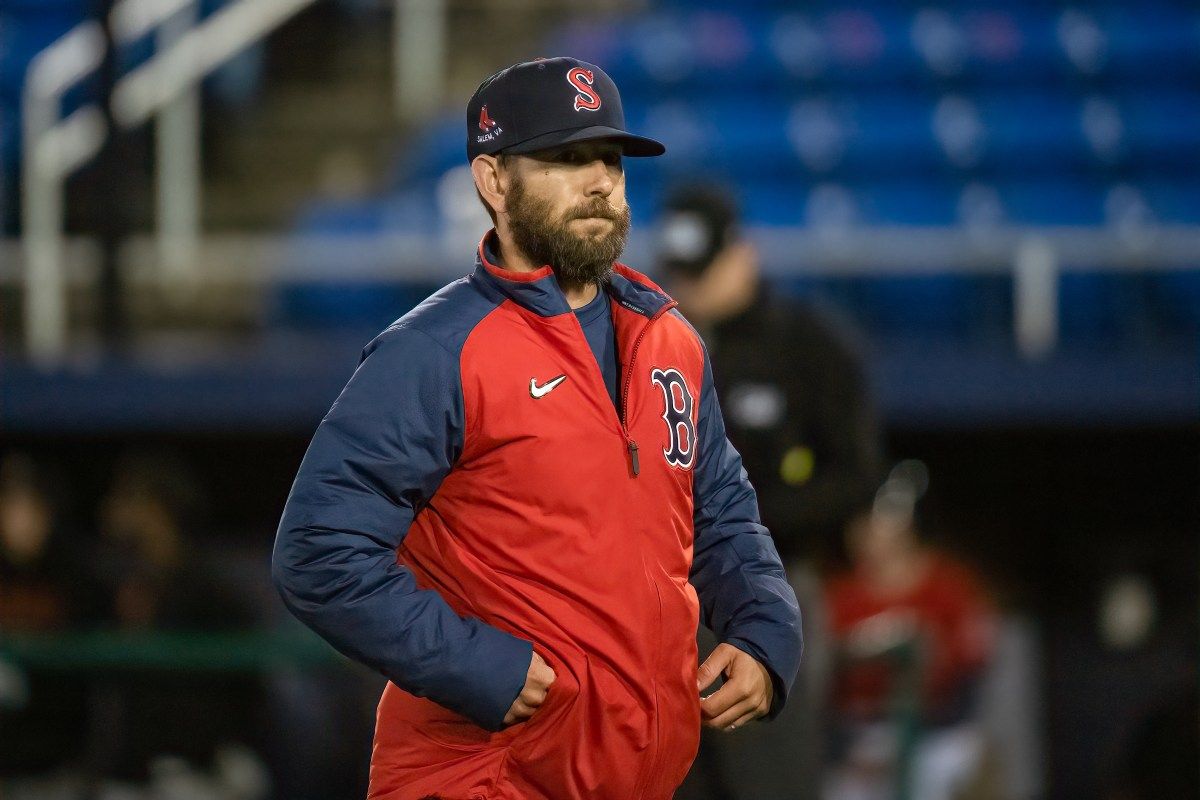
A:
[697, 646, 735, 691]
[699, 662, 759, 714]
[705, 696, 760, 730]
[530, 657, 557, 689]
[521, 685, 548, 706]
[706, 683, 771, 729]
[719, 709, 761, 733]
[503, 705, 526, 725]
[700, 679, 749, 719]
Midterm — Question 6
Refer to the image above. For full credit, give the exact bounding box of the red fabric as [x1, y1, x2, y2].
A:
[825, 553, 995, 721]
[477, 237, 553, 282]
[368, 273, 706, 799]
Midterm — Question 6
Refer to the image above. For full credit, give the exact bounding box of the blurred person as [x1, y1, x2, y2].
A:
[659, 183, 882, 800]
[824, 464, 997, 800]
[86, 450, 265, 789]
[0, 453, 93, 776]
[0, 454, 80, 631]
[658, 183, 883, 557]
[273, 57, 803, 800]
[94, 450, 223, 630]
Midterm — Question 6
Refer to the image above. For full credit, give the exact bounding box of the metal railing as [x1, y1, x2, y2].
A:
[5, 225, 1199, 358]
[15, 0, 1197, 365]
[19, 0, 344, 366]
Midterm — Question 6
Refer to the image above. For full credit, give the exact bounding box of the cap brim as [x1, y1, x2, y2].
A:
[503, 125, 665, 157]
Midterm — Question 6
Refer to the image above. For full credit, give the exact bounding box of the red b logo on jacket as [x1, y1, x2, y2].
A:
[567, 67, 602, 112]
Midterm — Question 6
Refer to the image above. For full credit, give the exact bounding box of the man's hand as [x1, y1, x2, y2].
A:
[503, 650, 556, 726]
[697, 643, 773, 732]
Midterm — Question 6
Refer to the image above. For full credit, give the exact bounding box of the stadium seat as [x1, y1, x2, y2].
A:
[326, 0, 1200, 346]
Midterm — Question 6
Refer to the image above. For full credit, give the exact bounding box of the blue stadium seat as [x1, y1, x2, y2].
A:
[349, 1, 1200, 345]
[273, 193, 445, 328]
[1120, 90, 1200, 171]
[1057, 273, 1145, 344]
[999, 181, 1107, 226]
[852, 274, 985, 338]
[1147, 271, 1200, 334]
[552, 4, 1200, 93]
[1141, 181, 1200, 225]
[1100, 4, 1200, 82]
[268, 281, 433, 331]
[386, 116, 468, 188]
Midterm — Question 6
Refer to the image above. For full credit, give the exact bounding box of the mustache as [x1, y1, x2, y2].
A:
[565, 198, 626, 222]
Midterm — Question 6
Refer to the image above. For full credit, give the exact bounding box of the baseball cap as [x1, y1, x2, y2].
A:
[466, 57, 665, 162]
[657, 183, 740, 276]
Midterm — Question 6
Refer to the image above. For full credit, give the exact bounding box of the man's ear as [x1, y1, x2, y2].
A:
[472, 154, 508, 216]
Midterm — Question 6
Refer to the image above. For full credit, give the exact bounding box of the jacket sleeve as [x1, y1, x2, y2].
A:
[689, 348, 803, 718]
[271, 324, 532, 731]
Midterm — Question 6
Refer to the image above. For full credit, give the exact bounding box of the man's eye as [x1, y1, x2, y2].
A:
[558, 151, 579, 163]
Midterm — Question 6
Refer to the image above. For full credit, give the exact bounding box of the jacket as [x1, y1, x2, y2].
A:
[272, 235, 803, 800]
[703, 288, 882, 558]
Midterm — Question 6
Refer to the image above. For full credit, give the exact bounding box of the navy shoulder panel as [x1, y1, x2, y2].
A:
[606, 267, 674, 319]
[668, 308, 706, 350]
[369, 272, 503, 359]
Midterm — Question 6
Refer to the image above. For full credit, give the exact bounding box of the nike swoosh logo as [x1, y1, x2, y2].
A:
[530, 374, 567, 399]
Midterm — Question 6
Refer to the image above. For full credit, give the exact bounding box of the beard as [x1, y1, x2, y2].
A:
[506, 175, 631, 287]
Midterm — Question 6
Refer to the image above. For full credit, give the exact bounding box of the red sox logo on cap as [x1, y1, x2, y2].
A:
[478, 105, 498, 131]
[475, 104, 503, 145]
[567, 67, 602, 112]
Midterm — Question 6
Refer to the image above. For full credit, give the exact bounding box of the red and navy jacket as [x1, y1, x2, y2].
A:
[272, 235, 803, 800]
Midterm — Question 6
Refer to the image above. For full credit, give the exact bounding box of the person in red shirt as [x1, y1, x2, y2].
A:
[824, 462, 996, 800]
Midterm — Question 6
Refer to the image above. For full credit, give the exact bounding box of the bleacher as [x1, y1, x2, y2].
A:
[2, 1, 1196, 431]
[283, 1, 1200, 343]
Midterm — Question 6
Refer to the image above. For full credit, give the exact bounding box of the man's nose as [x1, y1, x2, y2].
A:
[584, 158, 616, 196]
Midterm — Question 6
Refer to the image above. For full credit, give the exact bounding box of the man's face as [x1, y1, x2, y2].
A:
[504, 140, 631, 286]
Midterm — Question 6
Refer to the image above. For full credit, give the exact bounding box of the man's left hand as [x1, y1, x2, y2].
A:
[696, 643, 774, 732]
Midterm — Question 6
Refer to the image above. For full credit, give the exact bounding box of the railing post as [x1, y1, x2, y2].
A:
[1013, 236, 1059, 359]
[394, 0, 446, 121]
[20, 22, 108, 365]
[155, 0, 202, 287]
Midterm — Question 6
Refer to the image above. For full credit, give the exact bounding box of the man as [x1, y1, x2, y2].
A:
[658, 184, 882, 800]
[272, 58, 802, 800]
[657, 184, 882, 561]
[824, 466, 996, 800]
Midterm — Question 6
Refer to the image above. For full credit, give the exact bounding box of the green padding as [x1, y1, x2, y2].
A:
[0, 630, 343, 672]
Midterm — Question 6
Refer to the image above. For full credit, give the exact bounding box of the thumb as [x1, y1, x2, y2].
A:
[697, 645, 735, 691]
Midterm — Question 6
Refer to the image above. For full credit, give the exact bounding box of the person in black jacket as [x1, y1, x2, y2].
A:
[658, 183, 882, 561]
[659, 183, 884, 800]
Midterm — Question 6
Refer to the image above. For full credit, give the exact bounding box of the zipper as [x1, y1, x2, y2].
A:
[619, 300, 678, 478]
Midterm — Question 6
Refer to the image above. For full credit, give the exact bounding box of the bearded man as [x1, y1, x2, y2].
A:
[272, 57, 803, 800]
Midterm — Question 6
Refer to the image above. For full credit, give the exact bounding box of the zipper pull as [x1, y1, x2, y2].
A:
[628, 440, 640, 477]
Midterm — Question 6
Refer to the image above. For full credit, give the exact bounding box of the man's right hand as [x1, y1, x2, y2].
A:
[503, 650, 556, 725]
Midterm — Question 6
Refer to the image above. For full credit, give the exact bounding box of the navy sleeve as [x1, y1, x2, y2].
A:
[271, 324, 532, 731]
[689, 349, 803, 718]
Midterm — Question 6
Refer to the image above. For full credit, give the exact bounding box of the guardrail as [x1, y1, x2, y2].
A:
[5, 226, 1199, 358]
[20, 0, 327, 367]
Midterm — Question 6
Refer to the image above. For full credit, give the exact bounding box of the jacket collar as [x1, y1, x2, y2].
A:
[472, 230, 675, 320]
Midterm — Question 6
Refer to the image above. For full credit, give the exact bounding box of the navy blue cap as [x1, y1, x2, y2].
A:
[466, 57, 665, 162]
